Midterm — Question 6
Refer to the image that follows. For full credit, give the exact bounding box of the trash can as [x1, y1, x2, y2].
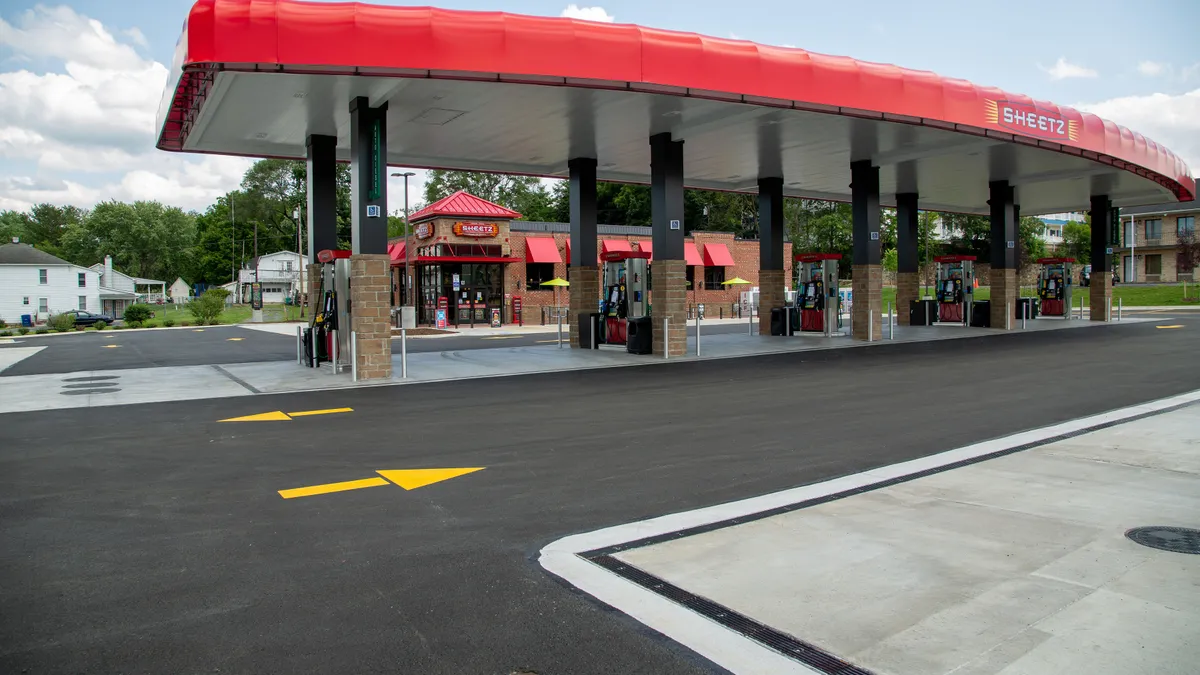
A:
[626, 316, 653, 354]
[1015, 297, 1039, 320]
[970, 300, 991, 327]
[587, 313, 603, 348]
[790, 307, 802, 334]
[770, 308, 787, 336]
[909, 299, 936, 326]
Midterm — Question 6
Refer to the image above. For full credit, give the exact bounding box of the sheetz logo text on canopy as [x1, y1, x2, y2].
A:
[985, 100, 1080, 142]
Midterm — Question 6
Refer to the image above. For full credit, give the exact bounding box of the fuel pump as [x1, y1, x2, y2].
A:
[934, 255, 975, 324]
[600, 250, 652, 353]
[1037, 257, 1074, 317]
[303, 249, 352, 369]
[793, 253, 841, 335]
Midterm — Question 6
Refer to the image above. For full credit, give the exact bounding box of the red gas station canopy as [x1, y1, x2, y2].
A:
[158, 0, 1194, 214]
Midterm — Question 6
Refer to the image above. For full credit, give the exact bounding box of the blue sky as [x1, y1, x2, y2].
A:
[1, 0, 1197, 213]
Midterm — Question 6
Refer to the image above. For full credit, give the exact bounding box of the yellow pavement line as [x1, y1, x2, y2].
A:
[1156, 325, 1184, 329]
[227, 337, 245, 341]
[286, 407, 354, 417]
[279, 476, 388, 499]
[102, 344, 121, 349]
[481, 336, 523, 340]
[536, 339, 563, 344]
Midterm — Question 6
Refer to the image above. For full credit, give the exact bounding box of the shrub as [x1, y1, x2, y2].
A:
[180, 320, 190, 327]
[126, 320, 144, 329]
[18, 327, 30, 335]
[0, 319, 6, 328]
[112, 325, 125, 330]
[35, 328, 49, 334]
[47, 312, 77, 332]
[163, 319, 176, 328]
[0, 330, 10, 337]
[122, 304, 154, 324]
[188, 288, 230, 325]
[94, 321, 107, 330]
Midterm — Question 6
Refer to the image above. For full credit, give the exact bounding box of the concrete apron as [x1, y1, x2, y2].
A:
[0, 316, 1166, 414]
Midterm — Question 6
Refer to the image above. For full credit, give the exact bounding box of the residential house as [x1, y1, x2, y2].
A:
[1116, 198, 1199, 283]
[236, 251, 306, 304]
[88, 256, 167, 318]
[168, 277, 191, 302]
[0, 241, 101, 324]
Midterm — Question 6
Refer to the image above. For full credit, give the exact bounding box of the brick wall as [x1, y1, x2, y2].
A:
[349, 254, 392, 380]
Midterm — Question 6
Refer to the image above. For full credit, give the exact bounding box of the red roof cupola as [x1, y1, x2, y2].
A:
[409, 191, 522, 223]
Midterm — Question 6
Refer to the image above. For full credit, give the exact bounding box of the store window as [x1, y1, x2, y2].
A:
[526, 263, 554, 289]
[1145, 219, 1162, 240]
[1178, 216, 1195, 236]
[704, 266, 726, 290]
[685, 266, 695, 289]
[78, 272, 87, 287]
[1145, 254, 1162, 277]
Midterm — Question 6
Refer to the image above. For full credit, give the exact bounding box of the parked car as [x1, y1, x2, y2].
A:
[62, 310, 114, 327]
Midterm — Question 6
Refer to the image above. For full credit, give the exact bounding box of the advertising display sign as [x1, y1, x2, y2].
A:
[250, 282, 263, 310]
[453, 222, 499, 237]
[436, 308, 447, 329]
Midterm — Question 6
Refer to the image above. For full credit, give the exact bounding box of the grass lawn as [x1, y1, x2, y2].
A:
[139, 303, 306, 327]
[873, 283, 1199, 309]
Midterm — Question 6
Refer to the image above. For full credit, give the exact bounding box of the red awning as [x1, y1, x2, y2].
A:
[684, 242, 703, 266]
[702, 243, 735, 267]
[388, 242, 406, 266]
[635, 240, 652, 260]
[600, 239, 633, 255]
[525, 237, 562, 264]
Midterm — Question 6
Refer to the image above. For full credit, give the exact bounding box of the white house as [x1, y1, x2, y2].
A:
[0, 241, 101, 324]
[169, 277, 191, 302]
[236, 250, 306, 304]
[87, 255, 166, 319]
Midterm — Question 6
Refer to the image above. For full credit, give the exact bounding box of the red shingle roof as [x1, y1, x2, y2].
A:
[409, 191, 522, 223]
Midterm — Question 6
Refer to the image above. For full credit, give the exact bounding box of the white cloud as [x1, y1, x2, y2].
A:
[1075, 88, 1200, 176]
[1137, 60, 1167, 77]
[121, 27, 148, 48]
[1040, 57, 1098, 80]
[0, 5, 247, 213]
[560, 4, 615, 23]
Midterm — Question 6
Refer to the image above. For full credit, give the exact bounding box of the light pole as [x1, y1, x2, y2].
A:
[391, 171, 416, 306]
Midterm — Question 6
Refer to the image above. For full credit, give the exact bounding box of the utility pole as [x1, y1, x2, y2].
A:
[230, 194, 236, 286]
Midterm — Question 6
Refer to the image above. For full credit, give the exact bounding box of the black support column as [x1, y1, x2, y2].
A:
[758, 177, 785, 335]
[649, 133, 686, 356]
[306, 134, 338, 262]
[850, 160, 881, 340]
[895, 192, 919, 325]
[568, 158, 598, 348]
[989, 180, 1017, 328]
[1090, 195, 1113, 321]
[349, 96, 388, 255]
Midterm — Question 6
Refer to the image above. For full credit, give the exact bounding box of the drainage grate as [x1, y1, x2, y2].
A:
[1125, 527, 1200, 554]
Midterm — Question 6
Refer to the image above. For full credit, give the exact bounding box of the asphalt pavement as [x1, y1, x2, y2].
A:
[1, 317, 1197, 674]
[0, 322, 753, 376]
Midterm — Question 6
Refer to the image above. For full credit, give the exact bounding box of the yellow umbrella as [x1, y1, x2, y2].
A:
[540, 277, 570, 314]
[721, 277, 752, 286]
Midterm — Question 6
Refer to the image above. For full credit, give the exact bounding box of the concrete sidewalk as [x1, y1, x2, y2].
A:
[556, 394, 1200, 675]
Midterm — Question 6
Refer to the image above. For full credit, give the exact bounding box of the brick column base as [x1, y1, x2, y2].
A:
[568, 266, 599, 348]
[350, 254, 392, 380]
[758, 269, 785, 335]
[895, 272, 919, 326]
[1090, 275, 1113, 321]
[990, 268, 1017, 330]
[652, 259, 687, 357]
[307, 263, 322, 309]
[852, 264, 882, 341]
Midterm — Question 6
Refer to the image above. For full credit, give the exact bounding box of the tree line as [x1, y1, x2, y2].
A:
[0, 161, 1080, 286]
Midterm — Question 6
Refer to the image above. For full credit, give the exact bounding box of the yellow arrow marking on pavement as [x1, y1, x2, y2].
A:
[193, 329, 205, 332]
[278, 467, 484, 499]
[218, 407, 353, 422]
[279, 477, 388, 499]
[227, 337, 244, 341]
[102, 344, 121, 349]
[535, 339, 561, 344]
[376, 467, 485, 490]
[1156, 325, 1184, 329]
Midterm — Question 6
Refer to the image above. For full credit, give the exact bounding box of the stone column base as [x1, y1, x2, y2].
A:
[990, 268, 1017, 330]
[651, 259, 687, 357]
[1090, 275, 1113, 321]
[568, 266, 599, 348]
[307, 263, 322, 310]
[851, 264, 882, 341]
[350, 254, 392, 380]
[758, 269, 785, 335]
[895, 272, 919, 326]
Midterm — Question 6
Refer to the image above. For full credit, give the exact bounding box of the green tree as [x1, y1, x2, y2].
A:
[1018, 216, 1049, 269]
[11, 204, 87, 257]
[1062, 220, 1092, 264]
[68, 201, 196, 282]
[423, 170, 554, 220]
[0, 210, 30, 243]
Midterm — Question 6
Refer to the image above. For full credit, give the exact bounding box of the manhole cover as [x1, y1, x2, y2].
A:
[1125, 526, 1200, 554]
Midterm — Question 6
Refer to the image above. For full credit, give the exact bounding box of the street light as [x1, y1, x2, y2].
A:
[391, 171, 416, 306]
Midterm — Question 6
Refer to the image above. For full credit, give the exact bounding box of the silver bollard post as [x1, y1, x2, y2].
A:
[1022, 301, 1027, 329]
[296, 326, 302, 364]
[868, 310, 873, 342]
[1118, 297, 1122, 321]
[695, 311, 701, 356]
[350, 331, 357, 382]
[888, 302, 894, 340]
[1006, 301, 1011, 330]
[311, 327, 318, 368]
[748, 309, 753, 335]
[785, 306, 790, 338]
[557, 313, 563, 349]
[331, 329, 339, 374]
[401, 327, 408, 379]
[663, 317, 669, 360]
